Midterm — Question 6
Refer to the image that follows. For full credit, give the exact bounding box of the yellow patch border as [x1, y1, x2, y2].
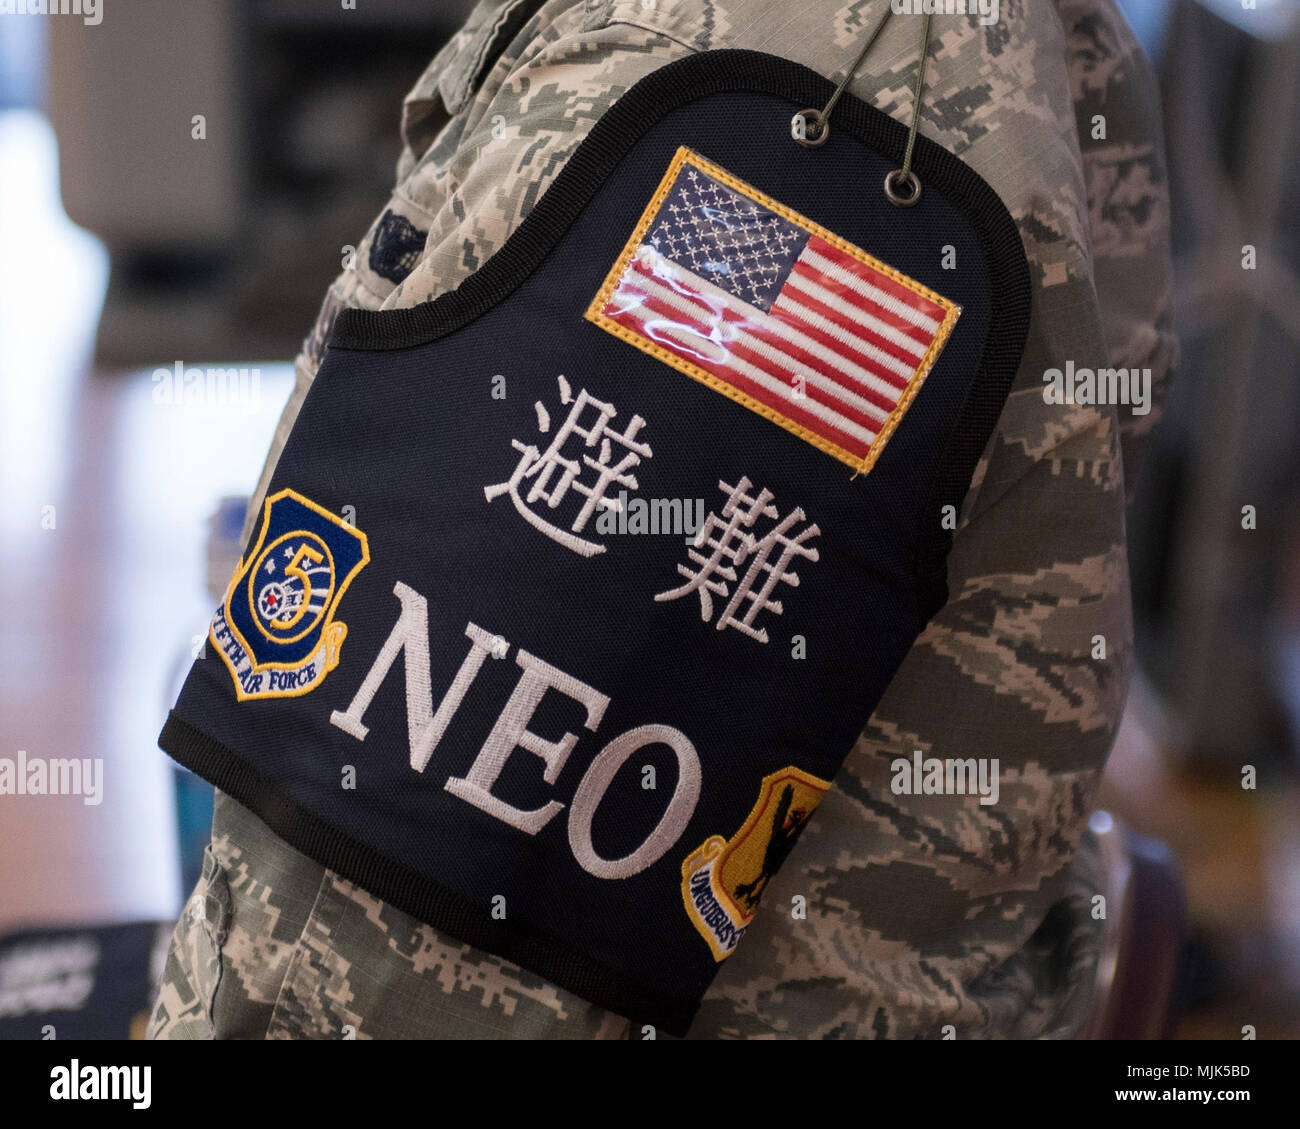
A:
[681, 765, 832, 961]
[583, 146, 962, 476]
[212, 488, 371, 701]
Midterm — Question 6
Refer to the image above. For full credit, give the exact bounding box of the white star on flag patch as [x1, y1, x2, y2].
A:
[585, 147, 962, 475]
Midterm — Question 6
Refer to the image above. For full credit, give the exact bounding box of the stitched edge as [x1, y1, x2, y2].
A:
[582, 145, 961, 476]
[264, 866, 348, 1040]
[159, 712, 701, 1036]
[467, 0, 549, 96]
[679, 765, 831, 961]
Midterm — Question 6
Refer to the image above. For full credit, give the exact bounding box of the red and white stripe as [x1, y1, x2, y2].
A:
[600, 236, 946, 462]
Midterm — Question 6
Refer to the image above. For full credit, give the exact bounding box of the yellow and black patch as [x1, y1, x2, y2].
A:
[681, 765, 831, 960]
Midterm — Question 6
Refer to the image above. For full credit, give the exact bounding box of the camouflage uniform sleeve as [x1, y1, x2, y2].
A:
[153, 0, 1173, 1039]
[1060, 0, 1177, 496]
[691, 0, 1170, 1039]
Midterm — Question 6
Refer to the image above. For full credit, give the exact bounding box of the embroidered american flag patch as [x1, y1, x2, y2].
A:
[585, 147, 961, 474]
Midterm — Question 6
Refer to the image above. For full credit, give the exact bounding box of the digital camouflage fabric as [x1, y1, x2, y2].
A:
[149, 0, 1175, 1040]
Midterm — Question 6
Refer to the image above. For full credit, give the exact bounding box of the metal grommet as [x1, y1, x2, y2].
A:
[791, 108, 830, 148]
[884, 168, 921, 207]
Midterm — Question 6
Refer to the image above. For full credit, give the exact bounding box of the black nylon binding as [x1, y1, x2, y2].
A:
[160, 712, 700, 1033]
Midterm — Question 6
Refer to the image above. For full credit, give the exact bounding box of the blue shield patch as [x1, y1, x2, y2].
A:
[210, 489, 369, 700]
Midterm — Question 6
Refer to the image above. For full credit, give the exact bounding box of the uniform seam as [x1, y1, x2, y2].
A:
[264, 866, 337, 1040]
[601, 16, 707, 54]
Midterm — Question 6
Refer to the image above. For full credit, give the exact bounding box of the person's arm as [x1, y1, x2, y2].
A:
[152, 0, 1175, 1040]
[689, 0, 1174, 1040]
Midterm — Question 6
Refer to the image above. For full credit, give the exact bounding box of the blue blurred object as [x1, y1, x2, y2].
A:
[0, 8, 46, 110]
[207, 495, 251, 603]
[0, 921, 172, 1040]
[164, 496, 248, 896]
[172, 770, 215, 896]
[171, 495, 249, 894]
[1117, 0, 1174, 58]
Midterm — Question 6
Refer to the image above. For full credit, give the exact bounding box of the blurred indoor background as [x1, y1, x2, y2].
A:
[0, 0, 1296, 1039]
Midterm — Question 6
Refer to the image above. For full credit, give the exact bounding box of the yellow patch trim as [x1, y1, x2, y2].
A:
[681, 765, 831, 962]
[584, 146, 962, 477]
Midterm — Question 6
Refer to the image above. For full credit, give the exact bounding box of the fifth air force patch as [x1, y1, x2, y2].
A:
[210, 490, 369, 700]
[587, 147, 961, 476]
[160, 52, 1032, 1034]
